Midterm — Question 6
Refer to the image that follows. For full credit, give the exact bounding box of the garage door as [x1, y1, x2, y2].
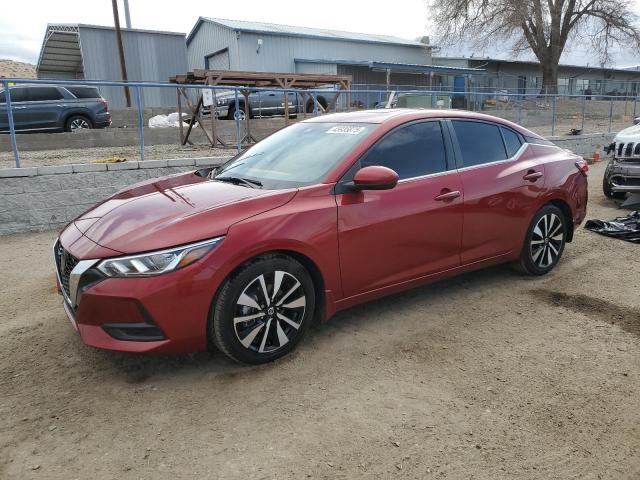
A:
[205, 49, 230, 70]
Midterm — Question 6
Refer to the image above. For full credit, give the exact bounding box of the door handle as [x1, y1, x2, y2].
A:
[523, 170, 543, 181]
[434, 189, 461, 201]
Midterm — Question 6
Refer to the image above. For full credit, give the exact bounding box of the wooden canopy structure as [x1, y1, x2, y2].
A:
[169, 70, 352, 148]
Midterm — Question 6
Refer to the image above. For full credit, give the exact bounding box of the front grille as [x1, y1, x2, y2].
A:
[54, 241, 79, 298]
[616, 142, 640, 161]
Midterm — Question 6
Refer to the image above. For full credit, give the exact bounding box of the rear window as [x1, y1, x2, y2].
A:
[66, 86, 101, 99]
[451, 120, 508, 167]
[28, 87, 64, 101]
[501, 127, 522, 157]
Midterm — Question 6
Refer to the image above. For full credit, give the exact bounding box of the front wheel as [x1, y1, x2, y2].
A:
[518, 205, 567, 276]
[210, 254, 315, 364]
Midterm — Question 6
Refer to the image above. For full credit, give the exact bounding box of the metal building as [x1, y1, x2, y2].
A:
[186, 17, 483, 92]
[435, 57, 640, 96]
[36, 24, 187, 107]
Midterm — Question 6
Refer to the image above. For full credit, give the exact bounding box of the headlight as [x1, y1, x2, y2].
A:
[97, 237, 223, 278]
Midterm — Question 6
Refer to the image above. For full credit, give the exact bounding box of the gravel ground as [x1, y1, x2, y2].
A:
[1, 161, 640, 479]
[0, 143, 231, 169]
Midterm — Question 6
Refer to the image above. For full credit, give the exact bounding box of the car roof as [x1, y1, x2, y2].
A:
[302, 108, 544, 138]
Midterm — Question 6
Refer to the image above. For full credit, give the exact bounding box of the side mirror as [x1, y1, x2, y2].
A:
[351, 166, 399, 191]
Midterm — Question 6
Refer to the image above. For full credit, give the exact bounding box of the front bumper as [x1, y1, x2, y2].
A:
[53, 237, 223, 355]
[607, 159, 640, 193]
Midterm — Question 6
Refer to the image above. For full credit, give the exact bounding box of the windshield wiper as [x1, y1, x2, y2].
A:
[214, 176, 262, 189]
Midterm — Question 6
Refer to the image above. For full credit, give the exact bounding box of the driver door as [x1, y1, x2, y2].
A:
[335, 120, 464, 298]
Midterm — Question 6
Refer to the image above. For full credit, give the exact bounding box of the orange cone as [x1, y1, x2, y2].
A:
[593, 144, 601, 162]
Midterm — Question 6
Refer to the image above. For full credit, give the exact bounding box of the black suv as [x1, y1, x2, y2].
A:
[0, 85, 111, 133]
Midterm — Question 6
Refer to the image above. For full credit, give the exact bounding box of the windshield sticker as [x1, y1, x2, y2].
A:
[326, 126, 366, 135]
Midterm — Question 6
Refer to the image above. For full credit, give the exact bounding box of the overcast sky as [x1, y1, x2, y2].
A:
[1, 0, 639, 67]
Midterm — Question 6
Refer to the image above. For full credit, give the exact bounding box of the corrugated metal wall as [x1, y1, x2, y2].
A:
[294, 62, 337, 75]
[235, 32, 432, 72]
[79, 27, 187, 107]
[187, 22, 238, 71]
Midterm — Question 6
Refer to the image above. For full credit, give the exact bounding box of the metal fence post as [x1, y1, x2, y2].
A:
[634, 95, 637, 119]
[134, 86, 144, 162]
[3, 80, 21, 168]
[234, 89, 241, 153]
[517, 96, 522, 124]
[608, 97, 613, 134]
[581, 95, 586, 132]
[312, 92, 318, 115]
[551, 95, 557, 136]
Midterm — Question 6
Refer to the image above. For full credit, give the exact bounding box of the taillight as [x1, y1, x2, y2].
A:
[575, 159, 589, 175]
[99, 97, 108, 111]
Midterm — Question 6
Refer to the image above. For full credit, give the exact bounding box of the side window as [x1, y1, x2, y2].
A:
[5, 88, 28, 103]
[360, 121, 447, 179]
[27, 87, 64, 102]
[501, 127, 522, 157]
[451, 120, 507, 167]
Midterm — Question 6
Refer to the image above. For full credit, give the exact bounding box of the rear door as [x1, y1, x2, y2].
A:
[336, 120, 464, 298]
[447, 119, 545, 264]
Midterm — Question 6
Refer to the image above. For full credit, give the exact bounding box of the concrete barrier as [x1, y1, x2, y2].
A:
[0, 118, 293, 152]
[0, 157, 230, 235]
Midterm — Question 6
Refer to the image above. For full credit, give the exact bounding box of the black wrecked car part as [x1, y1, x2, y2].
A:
[584, 211, 640, 243]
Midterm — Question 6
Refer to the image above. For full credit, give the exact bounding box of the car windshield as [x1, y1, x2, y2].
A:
[215, 122, 376, 189]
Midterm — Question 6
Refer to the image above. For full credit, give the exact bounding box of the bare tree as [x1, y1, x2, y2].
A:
[429, 0, 640, 93]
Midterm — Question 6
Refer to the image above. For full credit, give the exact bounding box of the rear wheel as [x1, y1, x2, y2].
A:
[65, 115, 93, 132]
[210, 254, 315, 364]
[518, 205, 567, 276]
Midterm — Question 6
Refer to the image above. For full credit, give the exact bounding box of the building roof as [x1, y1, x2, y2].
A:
[188, 17, 430, 48]
[435, 56, 640, 75]
[295, 58, 485, 76]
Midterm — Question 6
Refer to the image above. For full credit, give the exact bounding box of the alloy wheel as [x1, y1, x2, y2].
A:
[70, 118, 90, 131]
[530, 212, 564, 269]
[233, 271, 306, 354]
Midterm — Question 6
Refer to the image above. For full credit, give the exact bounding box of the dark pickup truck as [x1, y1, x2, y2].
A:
[208, 89, 329, 120]
[0, 85, 111, 133]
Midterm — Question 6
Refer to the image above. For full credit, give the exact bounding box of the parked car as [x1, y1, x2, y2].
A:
[603, 122, 640, 198]
[0, 85, 111, 133]
[53, 109, 588, 364]
[207, 89, 329, 120]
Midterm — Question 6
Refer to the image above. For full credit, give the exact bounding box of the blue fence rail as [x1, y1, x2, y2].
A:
[2, 78, 639, 169]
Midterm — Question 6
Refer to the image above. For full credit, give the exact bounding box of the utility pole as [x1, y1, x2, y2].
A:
[112, 0, 131, 107]
[123, 0, 132, 28]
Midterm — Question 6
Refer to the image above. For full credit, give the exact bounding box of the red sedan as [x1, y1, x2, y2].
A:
[54, 109, 588, 364]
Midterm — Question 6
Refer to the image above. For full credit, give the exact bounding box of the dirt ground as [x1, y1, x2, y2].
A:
[1, 161, 639, 479]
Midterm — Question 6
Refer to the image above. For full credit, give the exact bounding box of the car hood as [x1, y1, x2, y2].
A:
[72, 172, 297, 255]
[614, 123, 640, 143]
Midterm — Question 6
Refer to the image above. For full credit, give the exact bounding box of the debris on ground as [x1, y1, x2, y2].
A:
[90, 156, 127, 164]
[585, 211, 640, 243]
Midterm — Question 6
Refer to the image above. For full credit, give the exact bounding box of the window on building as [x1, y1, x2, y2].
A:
[451, 120, 508, 167]
[360, 121, 447, 179]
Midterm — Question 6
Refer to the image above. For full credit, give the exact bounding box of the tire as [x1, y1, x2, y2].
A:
[306, 97, 327, 113]
[226, 105, 247, 121]
[603, 175, 626, 199]
[210, 254, 315, 364]
[518, 205, 567, 276]
[65, 115, 93, 132]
